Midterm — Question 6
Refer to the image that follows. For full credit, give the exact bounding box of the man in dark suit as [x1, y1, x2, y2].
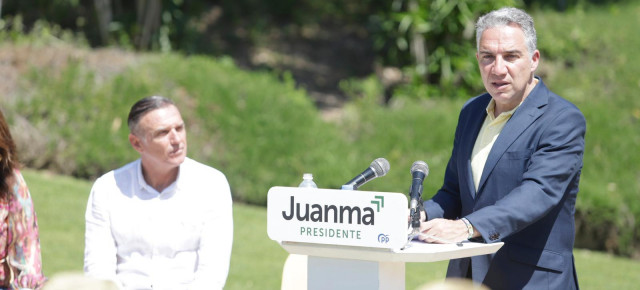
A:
[418, 7, 585, 289]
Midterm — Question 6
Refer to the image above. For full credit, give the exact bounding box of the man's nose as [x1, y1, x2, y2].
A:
[492, 56, 508, 75]
[169, 129, 181, 144]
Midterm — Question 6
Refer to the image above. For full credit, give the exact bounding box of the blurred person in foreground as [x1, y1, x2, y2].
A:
[0, 110, 46, 289]
[84, 96, 233, 289]
[417, 7, 585, 289]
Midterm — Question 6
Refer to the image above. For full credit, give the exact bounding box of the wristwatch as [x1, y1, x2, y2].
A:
[461, 217, 474, 240]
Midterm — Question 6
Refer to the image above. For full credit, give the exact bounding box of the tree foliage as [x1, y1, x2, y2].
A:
[0, 0, 622, 99]
[370, 0, 516, 98]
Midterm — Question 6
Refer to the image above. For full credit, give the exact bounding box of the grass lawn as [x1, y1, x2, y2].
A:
[25, 169, 640, 289]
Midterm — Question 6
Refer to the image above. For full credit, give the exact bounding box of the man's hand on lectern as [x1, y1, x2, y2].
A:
[418, 218, 468, 244]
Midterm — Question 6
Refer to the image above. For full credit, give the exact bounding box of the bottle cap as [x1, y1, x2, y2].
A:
[303, 173, 313, 180]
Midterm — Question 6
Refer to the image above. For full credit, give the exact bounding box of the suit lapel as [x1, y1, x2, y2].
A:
[461, 95, 491, 199]
[476, 80, 549, 196]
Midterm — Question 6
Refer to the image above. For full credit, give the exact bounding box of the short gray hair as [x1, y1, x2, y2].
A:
[476, 7, 537, 57]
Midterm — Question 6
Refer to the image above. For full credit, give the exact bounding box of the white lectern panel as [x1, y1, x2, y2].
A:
[268, 186, 408, 249]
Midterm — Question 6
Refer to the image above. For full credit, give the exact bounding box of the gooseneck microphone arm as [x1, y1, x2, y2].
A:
[342, 158, 390, 190]
[343, 170, 376, 190]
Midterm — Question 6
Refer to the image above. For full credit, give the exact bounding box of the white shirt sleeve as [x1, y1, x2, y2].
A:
[192, 174, 234, 290]
[84, 177, 119, 284]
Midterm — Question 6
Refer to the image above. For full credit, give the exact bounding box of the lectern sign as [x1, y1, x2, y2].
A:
[267, 186, 408, 249]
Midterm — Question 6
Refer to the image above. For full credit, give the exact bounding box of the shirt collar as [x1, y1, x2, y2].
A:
[135, 159, 183, 195]
[485, 98, 521, 121]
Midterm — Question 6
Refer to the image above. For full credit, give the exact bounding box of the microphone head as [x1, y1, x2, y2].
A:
[410, 160, 429, 176]
[370, 158, 390, 177]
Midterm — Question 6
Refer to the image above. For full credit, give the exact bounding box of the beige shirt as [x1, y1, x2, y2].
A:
[470, 99, 521, 191]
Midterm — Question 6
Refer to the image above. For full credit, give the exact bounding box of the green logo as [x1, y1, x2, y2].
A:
[371, 196, 384, 212]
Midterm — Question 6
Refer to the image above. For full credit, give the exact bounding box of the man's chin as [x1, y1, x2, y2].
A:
[490, 91, 513, 101]
[168, 154, 187, 166]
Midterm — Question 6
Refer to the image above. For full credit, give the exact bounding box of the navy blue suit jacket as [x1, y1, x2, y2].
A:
[424, 78, 585, 289]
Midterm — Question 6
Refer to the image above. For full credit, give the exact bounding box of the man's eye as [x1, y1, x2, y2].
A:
[505, 55, 518, 61]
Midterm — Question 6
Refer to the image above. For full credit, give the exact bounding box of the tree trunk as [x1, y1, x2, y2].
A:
[135, 0, 162, 50]
[93, 0, 112, 45]
[408, 0, 427, 77]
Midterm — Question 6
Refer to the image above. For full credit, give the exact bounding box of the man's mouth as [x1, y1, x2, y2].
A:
[492, 81, 510, 89]
[169, 147, 184, 156]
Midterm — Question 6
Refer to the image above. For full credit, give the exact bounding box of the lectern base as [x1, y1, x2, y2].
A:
[308, 256, 404, 290]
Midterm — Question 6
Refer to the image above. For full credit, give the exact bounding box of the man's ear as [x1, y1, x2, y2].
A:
[129, 133, 144, 153]
[530, 49, 540, 72]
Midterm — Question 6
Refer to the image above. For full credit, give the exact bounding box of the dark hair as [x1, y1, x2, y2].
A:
[127, 96, 175, 134]
[0, 110, 20, 199]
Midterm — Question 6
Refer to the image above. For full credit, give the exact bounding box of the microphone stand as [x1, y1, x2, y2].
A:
[409, 198, 424, 231]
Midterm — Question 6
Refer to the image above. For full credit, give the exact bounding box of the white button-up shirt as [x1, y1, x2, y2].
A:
[84, 158, 233, 290]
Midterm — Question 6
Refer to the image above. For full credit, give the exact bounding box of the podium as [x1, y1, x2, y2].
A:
[267, 187, 503, 290]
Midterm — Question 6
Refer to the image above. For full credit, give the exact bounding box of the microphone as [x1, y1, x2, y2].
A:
[409, 161, 429, 229]
[342, 158, 390, 190]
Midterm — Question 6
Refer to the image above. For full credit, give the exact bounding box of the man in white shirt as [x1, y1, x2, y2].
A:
[84, 96, 233, 290]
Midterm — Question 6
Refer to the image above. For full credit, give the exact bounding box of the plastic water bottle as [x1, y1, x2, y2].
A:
[298, 173, 318, 188]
